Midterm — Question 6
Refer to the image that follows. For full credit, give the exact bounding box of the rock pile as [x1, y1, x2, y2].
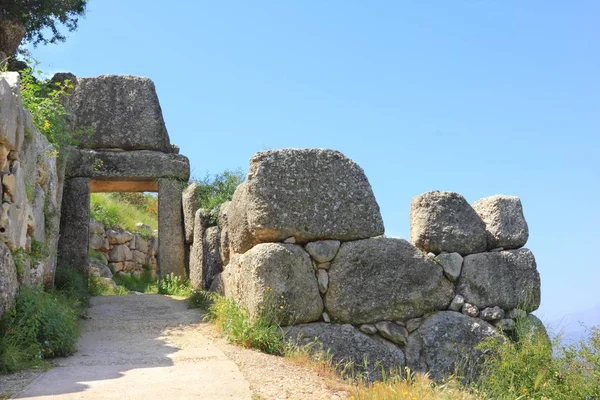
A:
[187, 148, 544, 382]
[0, 72, 63, 318]
[88, 219, 158, 279]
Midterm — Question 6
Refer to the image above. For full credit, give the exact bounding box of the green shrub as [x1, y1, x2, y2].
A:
[0, 287, 80, 372]
[54, 267, 89, 311]
[473, 318, 600, 399]
[188, 290, 211, 309]
[189, 170, 244, 226]
[88, 276, 129, 296]
[204, 294, 284, 355]
[158, 273, 192, 297]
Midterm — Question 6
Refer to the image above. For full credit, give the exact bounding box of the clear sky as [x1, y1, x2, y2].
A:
[27, 1, 599, 328]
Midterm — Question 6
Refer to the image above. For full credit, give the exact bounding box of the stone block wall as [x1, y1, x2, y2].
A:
[88, 219, 158, 279]
[0, 72, 64, 318]
[187, 148, 545, 382]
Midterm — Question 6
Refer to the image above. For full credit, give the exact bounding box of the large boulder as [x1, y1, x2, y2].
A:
[203, 226, 222, 289]
[218, 201, 231, 266]
[0, 73, 22, 154]
[472, 195, 529, 250]
[0, 240, 18, 319]
[285, 323, 405, 381]
[410, 191, 487, 255]
[68, 75, 171, 152]
[405, 311, 501, 382]
[222, 243, 323, 325]
[324, 238, 454, 324]
[456, 249, 541, 312]
[228, 149, 384, 254]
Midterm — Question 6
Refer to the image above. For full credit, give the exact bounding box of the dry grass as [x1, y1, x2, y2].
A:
[350, 371, 480, 400]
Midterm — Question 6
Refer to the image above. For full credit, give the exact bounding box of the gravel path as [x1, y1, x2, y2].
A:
[2, 294, 350, 400]
[10, 294, 251, 400]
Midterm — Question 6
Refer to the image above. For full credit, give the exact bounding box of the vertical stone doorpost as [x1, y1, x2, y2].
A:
[57, 177, 90, 274]
[158, 179, 186, 277]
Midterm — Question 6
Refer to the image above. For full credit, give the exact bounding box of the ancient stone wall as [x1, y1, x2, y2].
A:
[88, 219, 158, 282]
[0, 72, 64, 318]
[187, 148, 545, 382]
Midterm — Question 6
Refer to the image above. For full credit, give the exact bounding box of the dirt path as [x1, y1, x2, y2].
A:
[11, 294, 252, 400]
[4, 294, 350, 400]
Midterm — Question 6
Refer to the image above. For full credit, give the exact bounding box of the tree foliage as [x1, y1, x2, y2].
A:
[190, 170, 244, 226]
[0, 0, 87, 46]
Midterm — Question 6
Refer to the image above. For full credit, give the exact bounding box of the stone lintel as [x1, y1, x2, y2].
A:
[66, 148, 190, 181]
[90, 179, 158, 193]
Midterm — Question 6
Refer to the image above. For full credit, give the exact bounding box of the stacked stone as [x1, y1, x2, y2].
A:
[0, 72, 64, 319]
[88, 219, 158, 279]
[193, 148, 546, 382]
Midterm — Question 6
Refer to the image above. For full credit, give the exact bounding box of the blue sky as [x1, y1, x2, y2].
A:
[28, 1, 599, 328]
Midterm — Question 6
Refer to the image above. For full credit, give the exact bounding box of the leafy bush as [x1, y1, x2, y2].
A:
[88, 276, 129, 296]
[204, 294, 284, 355]
[0, 287, 80, 372]
[20, 65, 83, 149]
[158, 273, 192, 297]
[189, 170, 244, 226]
[188, 290, 211, 309]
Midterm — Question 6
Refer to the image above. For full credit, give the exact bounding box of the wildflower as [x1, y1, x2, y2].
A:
[279, 305, 284, 309]
[43, 119, 51, 130]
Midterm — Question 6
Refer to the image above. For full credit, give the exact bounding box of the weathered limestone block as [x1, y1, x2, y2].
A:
[68, 75, 171, 152]
[0, 240, 18, 319]
[305, 240, 341, 263]
[410, 191, 487, 255]
[158, 179, 186, 276]
[456, 249, 541, 312]
[218, 201, 231, 266]
[222, 243, 323, 325]
[203, 226, 222, 289]
[325, 238, 454, 324]
[0, 73, 22, 152]
[472, 195, 529, 250]
[182, 183, 200, 244]
[405, 311, 500, 382]
[57, 178, 90, 273]
[135, 234, 148, 253]
[0, 161, 32, 249]
[106, 230, 133, 245]
[88, 260, 113, 278]
[228, 149, 384, 253]
[285, 323, 405, 381]
[189, 209, 206, 290]
[132, 250, 146, 265]
[108, 244, 132, 263]
[66, 149, 190, 181]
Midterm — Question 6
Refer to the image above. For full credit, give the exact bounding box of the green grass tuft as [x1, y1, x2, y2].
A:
[158, 273, 192, 297]
[90, 193, 157, 234]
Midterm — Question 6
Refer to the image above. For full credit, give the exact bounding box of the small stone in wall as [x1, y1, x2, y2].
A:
[107, 229, 133, 245]
[406, 318, 423, 333]
[316, 269, 328, 294]
[322, 312, 331, 323]
[434, 252, 463, 282]
[305, 240, 341, 263]
[393, 321, 406, 327]
[448, 294, 465, 312]
[284, 236, 296, 244]
[109, 262, 124, 272]
[375, 321, 408, 346]
[317, 261, 331, 270]
[462, 302, 479, 317]
[506, 308, 527, 320]
[495, 319, 516, 333]
[359, 324, 378, 335]
[480, 306, 504, 322]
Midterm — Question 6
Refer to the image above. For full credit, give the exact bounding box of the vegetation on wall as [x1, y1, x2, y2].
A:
[19, 65, 82, 150]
